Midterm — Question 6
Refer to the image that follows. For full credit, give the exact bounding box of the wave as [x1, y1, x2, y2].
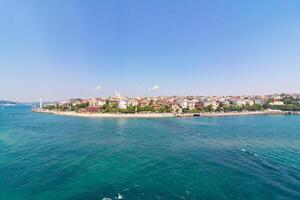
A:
[240, 148, 259, 157]
[117, 193, 123, 199]
[101, 193, 123, 200]
[0, 103, 16, 106]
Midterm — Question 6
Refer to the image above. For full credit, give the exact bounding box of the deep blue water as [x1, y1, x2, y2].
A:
[1, 106, 300, 199]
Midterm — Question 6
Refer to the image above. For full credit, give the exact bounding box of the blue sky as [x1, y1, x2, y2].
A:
[0, 0, 300, 101]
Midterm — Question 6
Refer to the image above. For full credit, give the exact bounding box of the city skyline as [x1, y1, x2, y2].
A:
[1, 0, 300, 102]
[7, 92, 300, 104]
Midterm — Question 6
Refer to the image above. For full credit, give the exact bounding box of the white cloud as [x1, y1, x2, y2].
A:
[94, 85, 106, 91]
[149, 85, 160, 91]
[115, 91, 121, 97]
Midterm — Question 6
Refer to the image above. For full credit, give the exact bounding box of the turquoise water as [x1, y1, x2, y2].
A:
[1, 106, 300, 200]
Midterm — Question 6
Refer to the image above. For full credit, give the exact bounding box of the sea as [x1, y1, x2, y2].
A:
[0, 106, 300, 200]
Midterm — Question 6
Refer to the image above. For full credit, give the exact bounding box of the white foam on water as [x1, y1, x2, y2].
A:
[241, 148, 259, 157]
[102, 198, 111, 200]
[117, 193, 123, 199]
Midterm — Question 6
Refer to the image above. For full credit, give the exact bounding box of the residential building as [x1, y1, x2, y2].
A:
[118, 99, 128, 109]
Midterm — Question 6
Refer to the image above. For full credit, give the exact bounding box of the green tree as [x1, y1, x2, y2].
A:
[204, 105, 214, 112]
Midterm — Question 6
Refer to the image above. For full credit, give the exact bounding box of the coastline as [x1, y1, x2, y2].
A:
[32, 108, 299, 118]
[32, 108, 175, 118]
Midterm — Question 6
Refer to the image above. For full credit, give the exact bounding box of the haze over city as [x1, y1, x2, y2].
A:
[0, 0, 300, 102]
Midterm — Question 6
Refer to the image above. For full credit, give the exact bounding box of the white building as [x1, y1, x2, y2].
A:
[244, 99, 254, 106]
[223, 101, 231, 106]
[254, 99, 265, 105]
[270, 100, 284, 106]
[187, 100, 196, 110]
[89, 99, 106, 107]
[180, 99, 188, 109]
[203, 101, 219, 110]
[118, 99, 128, 109]
[128, 99, 139, 107]
[231, 99, 245, 106]
[89, 99, 98, 107]
[97, 99, 106, 106]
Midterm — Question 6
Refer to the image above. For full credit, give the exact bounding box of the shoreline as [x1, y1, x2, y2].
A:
[32, 109, 175, 118]
[32, 108, 299, 118]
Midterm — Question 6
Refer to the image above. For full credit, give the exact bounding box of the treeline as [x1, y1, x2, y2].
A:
[43, 101, 300, 113]
[182, 104, 264, 113]
[44, 102, 89, 112]
[264, 104, 300, 111]
[105, 105, 172, 113]
[44, 102, 172, 113]
[265, 96, 300, 111]
[221, 104, 264, 112]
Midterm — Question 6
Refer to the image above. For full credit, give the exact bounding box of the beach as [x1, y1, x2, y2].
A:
[32, 108, 296, 118]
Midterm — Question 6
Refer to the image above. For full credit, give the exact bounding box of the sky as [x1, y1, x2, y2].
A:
[0, 0, 300, 102]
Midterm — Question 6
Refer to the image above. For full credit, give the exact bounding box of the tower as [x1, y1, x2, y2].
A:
[39, 98, 43, 109]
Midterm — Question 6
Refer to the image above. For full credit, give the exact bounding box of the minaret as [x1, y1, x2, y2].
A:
[39, 98, 43, 109]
